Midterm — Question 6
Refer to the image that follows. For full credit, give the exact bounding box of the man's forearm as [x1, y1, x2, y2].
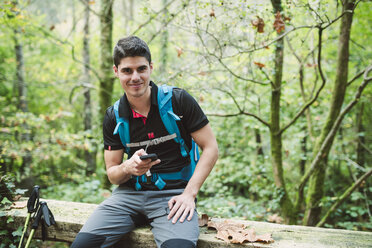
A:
[183, 144, 219, 198]
[107, 161, 132, 185]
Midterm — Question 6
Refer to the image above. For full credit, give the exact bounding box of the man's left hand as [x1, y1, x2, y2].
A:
[167, 193, 195, 224]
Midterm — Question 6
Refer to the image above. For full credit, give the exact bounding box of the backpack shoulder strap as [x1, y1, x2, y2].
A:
[157, 84, 188, 157]
[113, 99, 130, 154]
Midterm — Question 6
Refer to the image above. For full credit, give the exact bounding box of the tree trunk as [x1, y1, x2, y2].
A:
[99, 0, 114, 188]
[13, 6, 31, 175]
[83, 0, 97, 176]
[270, 0, 295, 224]
[304, 0, 356, 226]
[98, 0, 114, 122]
[159, 0, 169, 75]
[255, 128, 264, 157]
[356, 102, 365, 174]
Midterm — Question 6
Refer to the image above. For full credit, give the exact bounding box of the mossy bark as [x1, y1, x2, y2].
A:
[98, 0, 115, 122]
[304, 0, 356, 226]
[269, 0, 295, 224]
[83, 0, 97, 176]
[99, 0, 114, 189]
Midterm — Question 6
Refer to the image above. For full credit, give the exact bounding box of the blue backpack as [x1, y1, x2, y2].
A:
[113, 84, 200, 190]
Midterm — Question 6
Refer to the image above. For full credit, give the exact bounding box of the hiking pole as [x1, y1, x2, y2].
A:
[24, 201, 56, 248]
[18, 185, 40, 248]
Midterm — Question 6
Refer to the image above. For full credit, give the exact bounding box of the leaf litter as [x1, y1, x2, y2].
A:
[199, 214, 274, 244]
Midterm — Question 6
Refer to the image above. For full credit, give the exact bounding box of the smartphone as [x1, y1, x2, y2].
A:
[139, 153, 158, 161]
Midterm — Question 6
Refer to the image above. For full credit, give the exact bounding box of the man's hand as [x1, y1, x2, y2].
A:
[167, 193, 196, 224]
[126, 149, 160, 176]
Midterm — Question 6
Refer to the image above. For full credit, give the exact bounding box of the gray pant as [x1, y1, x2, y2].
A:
[70, 186, 199, 248]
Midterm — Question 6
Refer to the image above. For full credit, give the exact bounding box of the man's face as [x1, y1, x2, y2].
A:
[113, 56, 153, 99]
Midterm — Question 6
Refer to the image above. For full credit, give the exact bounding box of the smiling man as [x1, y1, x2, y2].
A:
[70, 36, 218, 248]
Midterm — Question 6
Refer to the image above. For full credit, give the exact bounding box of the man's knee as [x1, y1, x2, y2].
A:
[161, 239, 196, 248]
[70, 232, 106, 248]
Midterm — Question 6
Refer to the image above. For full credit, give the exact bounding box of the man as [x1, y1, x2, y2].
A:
[71, 36, 218, 248]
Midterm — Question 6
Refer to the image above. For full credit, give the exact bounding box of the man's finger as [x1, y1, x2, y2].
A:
[187, 208, 194, 221]
[168, 200, 181, 219]
[168, 198, 175, 210]
[179, 207, 191, 223]
[172, 205, 186, 224]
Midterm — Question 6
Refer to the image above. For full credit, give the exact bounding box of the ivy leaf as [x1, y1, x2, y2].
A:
[12, 226, 23, 237]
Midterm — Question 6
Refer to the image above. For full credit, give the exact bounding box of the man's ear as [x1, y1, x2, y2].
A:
[113, 65, 118, 76]
[149, 62, 154, 74]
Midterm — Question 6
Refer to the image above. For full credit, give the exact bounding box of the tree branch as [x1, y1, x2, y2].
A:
[297, 65, 372, 194]
[316, 166, 372, 227]
[132, 0, 179, 35]
[279, 28, 326, 135]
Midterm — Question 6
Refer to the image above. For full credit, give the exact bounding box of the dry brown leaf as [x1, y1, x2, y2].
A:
[267, 213, 283, 224]
[254, 61, 266, 68]
[208, 219, 274, 244]
[175, 46, 183, 57]
[198, 214, 209, 227]
[256, 233, 274, 243]
[11, 200, 27, 209]
[273, 11, 285, 34]
[209, 8, 215, 17]
[251, 16, 265, 33]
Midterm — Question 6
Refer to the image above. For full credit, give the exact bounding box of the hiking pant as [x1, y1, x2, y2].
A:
[70, 186, 199, 248]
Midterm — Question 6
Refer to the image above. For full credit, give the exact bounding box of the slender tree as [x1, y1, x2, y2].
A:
[82, 0, 97, 175]
[13, 0, 31, 175]
[98, 0, 114, 121]
[304, 0, 357, 226]
[269, 0, 295, 223]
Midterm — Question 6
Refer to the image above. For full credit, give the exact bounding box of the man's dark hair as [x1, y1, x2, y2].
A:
[113, 36, 152, 67]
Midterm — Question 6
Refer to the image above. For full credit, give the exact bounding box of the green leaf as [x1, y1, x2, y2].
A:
[7, 217, 14, 223]
[12, 226, 23, 237]
[1, 197, 12, 205]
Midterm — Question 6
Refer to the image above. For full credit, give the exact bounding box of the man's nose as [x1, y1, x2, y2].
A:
[131, 71, 140, 81]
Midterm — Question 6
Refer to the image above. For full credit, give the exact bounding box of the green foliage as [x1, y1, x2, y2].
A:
[0, 176, 25, 247]
[0, 3, 372, 246]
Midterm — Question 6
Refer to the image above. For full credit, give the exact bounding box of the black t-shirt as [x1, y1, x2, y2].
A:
[103, 82, 209, 190]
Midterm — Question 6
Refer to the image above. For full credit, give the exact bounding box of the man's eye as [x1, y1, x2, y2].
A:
[123, 69, 131, 73]
[138, 67, 147, 72]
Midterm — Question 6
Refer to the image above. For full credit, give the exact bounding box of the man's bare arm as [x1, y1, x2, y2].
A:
[105, 149, 160, 185]
[168, 123, 219, 223]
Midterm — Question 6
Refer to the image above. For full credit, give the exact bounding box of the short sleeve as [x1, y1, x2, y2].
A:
[173, 88, 209, 134]
[103, 106, 124, 150]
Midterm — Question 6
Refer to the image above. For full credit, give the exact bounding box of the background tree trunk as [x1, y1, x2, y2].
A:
[13, 0, 31, 175]
[99, 0, 114, 188]
[356, 102, 365, 173]
[159, 0, 169, 75]
[83, 0, 97, 176]
[304, 0, 356, 226]
[98, 0, 114, 121]
[270, 0, 295, 224]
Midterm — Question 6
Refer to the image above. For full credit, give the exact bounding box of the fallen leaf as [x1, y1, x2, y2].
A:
[256, 233, 274, 243]
[11, 201, 27, 209]
[251, 16, 265, 33]
[13, 195, 22, 201]
[208, 219, 274, 244]
[273, 11, 285, 34]
[267, 213, 283, 224]
[198, 213, 209, 227]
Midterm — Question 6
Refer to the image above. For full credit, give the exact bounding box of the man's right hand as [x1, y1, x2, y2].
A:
[124, 149, 161, 176]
